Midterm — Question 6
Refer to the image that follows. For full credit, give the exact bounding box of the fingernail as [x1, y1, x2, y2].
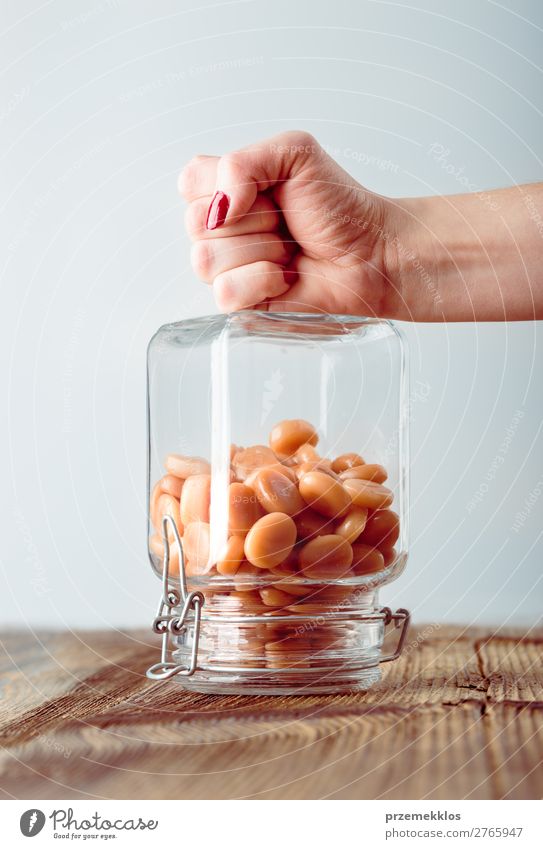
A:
[206, 191, 230, 230]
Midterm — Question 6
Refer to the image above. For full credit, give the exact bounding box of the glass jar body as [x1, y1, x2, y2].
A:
[147, 312, 408, 694]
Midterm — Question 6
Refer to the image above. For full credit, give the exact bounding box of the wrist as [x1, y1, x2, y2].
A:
[379, 198, 443, 321]
[375, 185, 543, 322]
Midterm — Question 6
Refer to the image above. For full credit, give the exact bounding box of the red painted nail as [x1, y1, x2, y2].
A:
[206, 191, 230, 230]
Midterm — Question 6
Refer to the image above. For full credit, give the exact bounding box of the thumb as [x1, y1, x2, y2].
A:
[205, 131, 322, 230]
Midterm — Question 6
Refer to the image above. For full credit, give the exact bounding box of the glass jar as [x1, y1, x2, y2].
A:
[146, 311, 410, 695]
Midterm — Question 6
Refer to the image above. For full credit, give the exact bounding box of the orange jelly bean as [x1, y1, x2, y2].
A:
[149, 532, 180, 576]
[165, 454, 210, 478]
[159, 474, 184, 499]
[298, 534, 353, 579]
[244, 512, 297, 569]
[245, 462, 297, 486]
[252, 467, 305, 516]
[304, 584, 354, 604]
[232, 445, 277, 481]
[381, 546, 397, 567]
[216, 535, 245, 575]
[299, 470, 351, 519]
[183, 521, 211, 575]
[269, 419, 318, 458]
[294, 443, 320, 464]
[351, 543, 385, 575]
[180, 474, 211, 526]
[154, 493, 182, 538]
[149, 482, 161, 530]
[265, 637, 312, 653]
[269, 545, 300, 575]
[339, 463, 388, 484]
[260, 587, 297, 608]
[295, 508, 335, 542]
[232, 561, 263, 592]
[335, 506, 368, 544]
[272, 579, 309, 597]
[331, 452, 365, 473]
[294, 461, 341, 481]
[228, 482, 263, 534]
[360, 509, 400, 547]
[342, 478, 393, 510]
[265, 638, 313, 667]
[227, 590, 267, 615]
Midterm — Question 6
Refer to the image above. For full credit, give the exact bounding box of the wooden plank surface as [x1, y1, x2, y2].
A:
[0, 625, 541, 799]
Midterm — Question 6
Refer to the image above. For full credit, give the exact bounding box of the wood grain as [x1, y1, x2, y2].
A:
[0, 625, 541, 799]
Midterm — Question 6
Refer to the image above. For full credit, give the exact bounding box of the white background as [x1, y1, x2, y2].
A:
[1, 0, 542, 630]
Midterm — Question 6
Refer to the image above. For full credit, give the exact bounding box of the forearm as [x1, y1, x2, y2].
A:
[389, 183, 543, 321]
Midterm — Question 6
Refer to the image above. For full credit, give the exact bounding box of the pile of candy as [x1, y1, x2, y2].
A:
[149, 419, 399, 615]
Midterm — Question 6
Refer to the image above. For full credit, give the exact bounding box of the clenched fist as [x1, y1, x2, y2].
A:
[178, 131, 543, 322]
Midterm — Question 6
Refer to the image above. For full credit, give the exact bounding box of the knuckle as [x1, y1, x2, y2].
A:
[191, 240, 214, 279]
[177, 166, 194, 198]
[221, 150, 244, 170]
[177, 155, 208, 197]
[281, 130, 320, 156]
[184, 202, 203, 238]
[214, 272, 235, 311]
[289, 129, 316, 146]
[218, 151, 246, 185]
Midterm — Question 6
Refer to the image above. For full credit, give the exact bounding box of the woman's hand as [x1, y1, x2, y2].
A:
[179, 131, 411, 317]
[179, 131, 543, 321]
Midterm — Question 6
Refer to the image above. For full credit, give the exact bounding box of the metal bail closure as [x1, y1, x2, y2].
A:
[146, 516, 411, 681]
[379, 607, 411, 663]
[146, 515, 204, 681]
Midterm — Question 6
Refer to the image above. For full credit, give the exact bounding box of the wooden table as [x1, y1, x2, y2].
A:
[0, 625, 541, 799]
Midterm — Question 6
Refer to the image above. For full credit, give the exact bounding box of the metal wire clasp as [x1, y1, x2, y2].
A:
[145, 516, 411, 683]
[379, 607, 411, 663]
[146, 515, 204, 681]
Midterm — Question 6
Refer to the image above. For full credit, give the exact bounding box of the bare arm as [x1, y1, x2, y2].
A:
[180, 132, 543, 322]
[387, 184, 543, 321]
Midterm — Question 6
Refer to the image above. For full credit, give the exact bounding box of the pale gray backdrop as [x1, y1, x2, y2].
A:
[1, 0, 542, 630]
